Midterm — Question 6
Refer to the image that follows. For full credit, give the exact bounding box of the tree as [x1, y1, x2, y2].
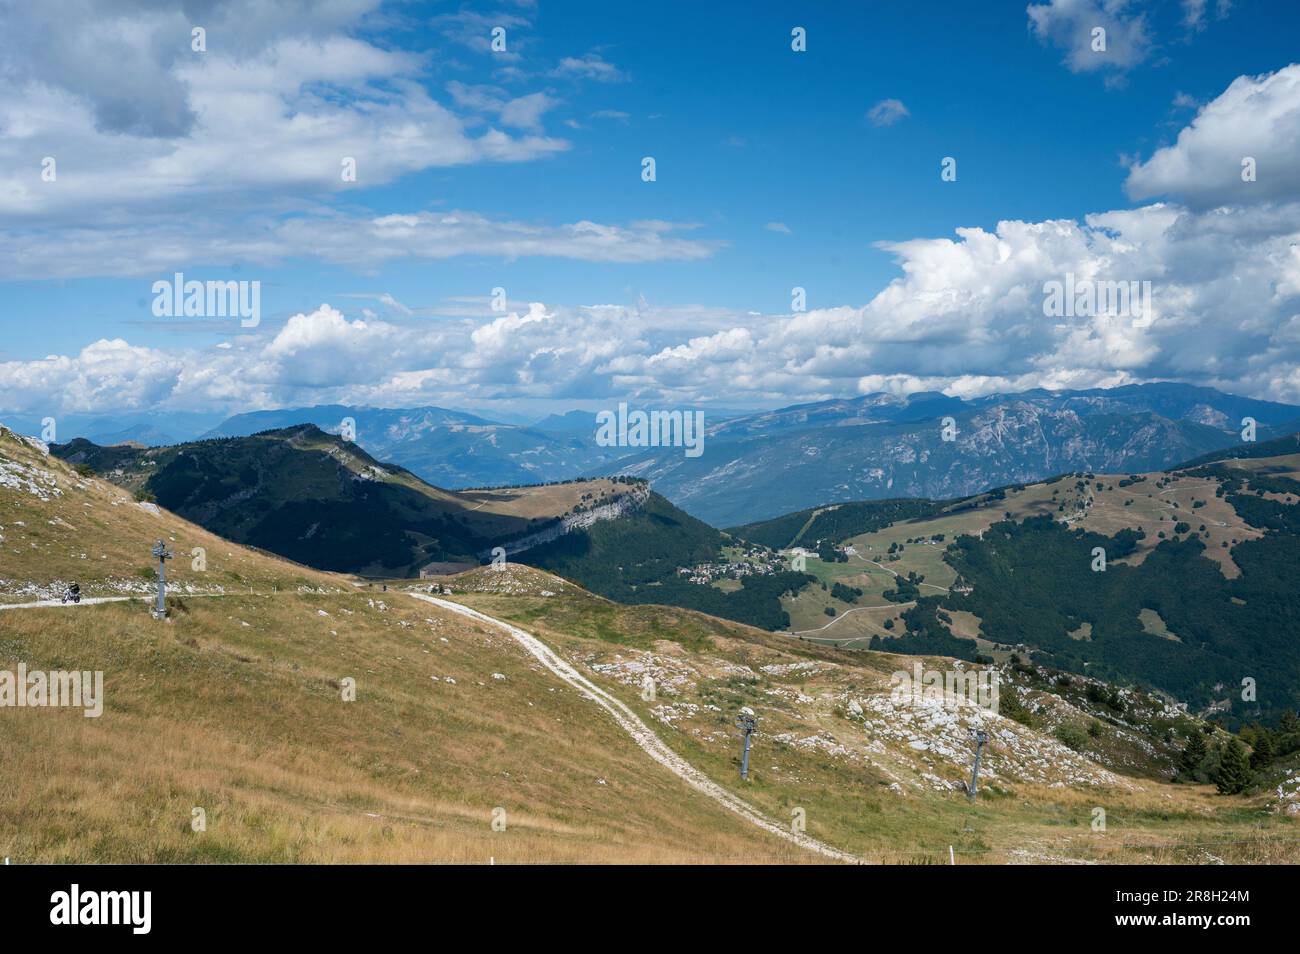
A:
[1214, 738, 1251, 795]
[1250, 732, 1274, 769]
[1178, 730, 1207, 781]
[1281, 710, 1300, 734]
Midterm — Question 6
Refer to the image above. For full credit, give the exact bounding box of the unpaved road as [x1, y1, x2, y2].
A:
[0, 596, 143, 611]
[406, 592, 859, 863]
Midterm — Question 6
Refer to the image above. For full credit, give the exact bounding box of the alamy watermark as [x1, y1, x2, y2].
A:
[0, 664, 103, 717]
[595, 403, 704, 458]
[890, 662, 999, 713]
[152, 272, 260, 327]
[1042, 273, 1151, 319]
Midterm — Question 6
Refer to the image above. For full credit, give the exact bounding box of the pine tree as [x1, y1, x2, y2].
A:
[1178, 730, 1207, 780]
[1281, 710, 1300, 735]
[1250, 732, 1274, 769]
[1214, 738, 1251, 795]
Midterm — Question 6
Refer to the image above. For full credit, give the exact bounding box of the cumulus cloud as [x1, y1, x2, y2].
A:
[1126, 64, 1300, 208]
[0, 4, 567, 224]
[5, 65, 1300, 417]
[1027, 0, 1153, 79]
[6, 190, 1300, 416]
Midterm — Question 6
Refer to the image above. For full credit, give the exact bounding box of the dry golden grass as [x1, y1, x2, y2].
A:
[457, 478, 625, 520]
[0, 594, 822, 863]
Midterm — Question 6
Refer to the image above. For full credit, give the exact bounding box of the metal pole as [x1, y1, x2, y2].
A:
[157, 551, 166, 616]
[152, 539, 173, 619]
[968, 729, 988, 801]
[737, 707, 756, 780]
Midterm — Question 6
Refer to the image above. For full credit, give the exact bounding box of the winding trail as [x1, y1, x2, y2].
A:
[786, 601, 915, 636]
[406, 592, 858, 864]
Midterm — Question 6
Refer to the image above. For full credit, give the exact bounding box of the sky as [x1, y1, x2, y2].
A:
[1, 0, 1299, 422]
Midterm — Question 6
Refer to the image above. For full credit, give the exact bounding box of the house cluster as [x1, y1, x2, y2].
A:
[678, 552, 781, 585]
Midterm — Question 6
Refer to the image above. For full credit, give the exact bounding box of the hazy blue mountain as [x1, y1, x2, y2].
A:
[599, 384, 1300, 526]
[4, 411, 226, 446]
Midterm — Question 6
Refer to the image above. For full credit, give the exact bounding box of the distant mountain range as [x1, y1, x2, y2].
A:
[26, 382, 1300, 528]
[601, 383, 1300, 526]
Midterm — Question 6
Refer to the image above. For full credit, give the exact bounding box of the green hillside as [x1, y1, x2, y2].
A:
[518, 491, 811, 631]
[52, 427, 633, 578]
[736, 449, 1300, 726]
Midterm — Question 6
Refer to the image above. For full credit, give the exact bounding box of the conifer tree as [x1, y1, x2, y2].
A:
[1250, 731, 1274, 769]
[1214, 738, 1251, 795]
[1178, 730, 1207, 780]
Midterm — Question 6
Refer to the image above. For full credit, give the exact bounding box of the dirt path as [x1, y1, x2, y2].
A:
[406, 592, 858, 863]
[0, 596, 142, 611]
[850, 552, 950, 592]
[787, 601, 915, 636]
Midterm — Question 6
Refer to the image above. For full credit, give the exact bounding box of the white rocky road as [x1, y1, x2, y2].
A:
[406, 591, 860, 863]
[0, 596, 143, 611]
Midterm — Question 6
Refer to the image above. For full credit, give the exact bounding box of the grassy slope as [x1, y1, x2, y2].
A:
[1, 591, 806, 863]
[1, 426, 341, 602]
[7, 428, 1297, 863]
[1, 426, 806, 862]
[436, 567, 1299, 864]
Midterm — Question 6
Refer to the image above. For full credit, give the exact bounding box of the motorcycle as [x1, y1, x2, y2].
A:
[61, 584, 81, 604]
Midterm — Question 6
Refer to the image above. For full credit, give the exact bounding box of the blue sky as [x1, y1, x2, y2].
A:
[2, 0, 1299, 421]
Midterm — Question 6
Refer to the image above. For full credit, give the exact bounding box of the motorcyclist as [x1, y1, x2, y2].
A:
[61, 582, 81, 604]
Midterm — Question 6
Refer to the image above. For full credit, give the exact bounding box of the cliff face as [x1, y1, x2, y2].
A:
[492, 484, 651, 558]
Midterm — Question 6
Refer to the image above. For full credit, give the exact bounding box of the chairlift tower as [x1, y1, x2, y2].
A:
[151, 539, 174, 619]
[736, 707, 757, 780]
[968, 729, 989, 801]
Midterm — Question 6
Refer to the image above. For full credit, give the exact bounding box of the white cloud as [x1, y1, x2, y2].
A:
[433, 10, 530, 61]
[499, 91, 560, 131]
[552, 53, 626, 83]
[1027, 0, 1153, 78]
[0, 8, 567, 224]
[0, 211, 720, 280]
[765, 222, 792, 235]
[1182, 0, 1233, 30]
[866, 99, 909, 127]
[5, 66, 1300, 417]
[446, 82, 560, 132]
[1126, 64, 1300, 208]
[7, 192, 1300, 415]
